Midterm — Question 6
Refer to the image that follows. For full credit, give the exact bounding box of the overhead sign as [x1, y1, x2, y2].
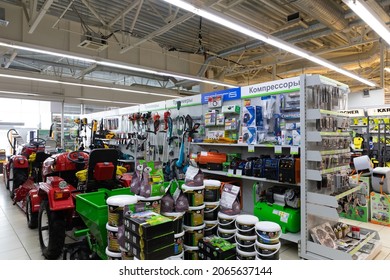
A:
[139, 101, 166, 112]
[166, 95, 202, 109]
[241, 76, 300, 99]
[367, 107, 390, 116]
[201, 88, 241, 104]
[338, 109, 365, 117]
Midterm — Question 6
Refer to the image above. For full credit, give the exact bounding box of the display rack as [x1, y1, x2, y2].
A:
[300, 75, 381, 260]
[52, 114, 77, 151]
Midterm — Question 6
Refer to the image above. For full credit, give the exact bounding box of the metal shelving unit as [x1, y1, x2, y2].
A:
[300, 74, 381, 260]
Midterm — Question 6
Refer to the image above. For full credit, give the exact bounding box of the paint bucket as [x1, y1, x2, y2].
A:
[181, 184, 205, 207]
[106, 195, 137, 227]
[136, 195, 163, 214]
[120, 246, 134, 260]
[204, 179, 221, 202]
[183, 224, 205, 246]
[236, 247, 256, 260]
[204, 220, 218, 237]
[255, 240, 281, 260]
[235, 214, 259, 236]
[106, 223, 120, 252]
[165, 251, 184, 260]
[235, 232, 256, 252]
[173, 230, 185, 255]
[217, 227, 236, 243]
[255, 221, 282, 245]
[161, 211, 185, 234]
[105, 247, 122, 260]
[183, 204, 205, 227]
[204, 201, 219, 221]
[217, 212, 238, 230]
[183, 245, 199, 260]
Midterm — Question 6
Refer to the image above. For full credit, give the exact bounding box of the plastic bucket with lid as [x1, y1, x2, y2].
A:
[235, 214, 259, 236]
[255, 221, 282, 245]
[183, 204, 205, 227]
[182, 184, 205, 207]
[162, 211, 185, 234]
[106, 223, 120, 252]
[184, 245, 199, 260]
[183, 224, 205, 246]
[218, 212, 238, 230]
[255, 240, 281, 260]
[106, 195, 137, 227]
[236, 247, 256, 260]
[105, 247, 122, 260]
[235, 232, 256, 252]
[204, 179, 221, 202]
[120, 246, 134, 260]
[204, 220, 218, 237]
[136, 195, 163, 214]
[173, 230, 185, 255]
[217, 227, 236, 243]
[204, 201, 219, 221]
[165, 251, 184, 260]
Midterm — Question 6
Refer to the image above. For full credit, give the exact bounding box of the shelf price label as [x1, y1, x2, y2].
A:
[248, 145, 255, 153]
[290, 146, 299, 155]
[274, 146, 282, 154]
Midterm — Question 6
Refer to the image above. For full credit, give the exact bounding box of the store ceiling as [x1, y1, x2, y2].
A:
[0, 0, 389, 97]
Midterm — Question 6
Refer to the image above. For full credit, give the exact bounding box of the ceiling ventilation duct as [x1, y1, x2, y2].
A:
[78, 31, 108, 52]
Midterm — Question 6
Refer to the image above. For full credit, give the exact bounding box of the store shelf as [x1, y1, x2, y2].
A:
[307, 165, 350, 181]
[281, 232, 301, 244]
[307, 149, 350, 161]
[200, 169, 300, 186]
[307, 185, 361, 208]
[307, 131, 350, 142]
[307, 109, 348, 119]
[192, 142, 299, 149]
[307, 203, 339, 220]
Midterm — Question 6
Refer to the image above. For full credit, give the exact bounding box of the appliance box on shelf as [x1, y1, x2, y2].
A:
[370, 192, 390, 226]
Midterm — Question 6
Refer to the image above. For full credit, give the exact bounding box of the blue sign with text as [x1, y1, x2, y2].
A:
[201, 88, 241, 104]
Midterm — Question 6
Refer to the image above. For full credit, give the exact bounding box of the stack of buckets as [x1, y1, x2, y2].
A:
[106, 195, 138, 260]
[217, 211, 238, 244]
[254, 221, 282, 260]
[182, 182, 205, 260]
[204, 180, 221, 237]
[234, 214, 259, 260]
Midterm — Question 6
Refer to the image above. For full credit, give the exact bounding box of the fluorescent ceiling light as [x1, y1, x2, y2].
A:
[163, 0, 376, 87]
[0, 90, 40, 96]
[0, 73, 179, 98]
[343, 0, 390, 46]
[76, 98, 138, 105]
[0, 40, 235, 88]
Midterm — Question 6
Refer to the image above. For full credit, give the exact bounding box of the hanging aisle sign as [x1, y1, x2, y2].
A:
[201, 88, 241, 104]
[338, 109, 365, 117]
[139, 101, 166, 112]
[166, 94, 202, 109]
[367, 107, 390, 116]
[241, 76, 300, 99]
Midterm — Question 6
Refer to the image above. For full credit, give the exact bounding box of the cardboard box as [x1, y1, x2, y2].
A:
[123, 211, 173, 239]
[339, 176, 370, 223]
[198, 235, 236, 260]
[124, 231, 174, 252]
[370, 192, 390, 226]
[125, 242, 174, 260]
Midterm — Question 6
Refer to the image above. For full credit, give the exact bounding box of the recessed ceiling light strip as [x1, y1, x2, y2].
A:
[162, 0, 376, 87]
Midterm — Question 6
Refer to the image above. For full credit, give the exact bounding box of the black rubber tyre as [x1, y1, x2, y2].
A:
[8, 166, 27, 199]
[38, 199, 66, 260]
[26, 195, 38, 229]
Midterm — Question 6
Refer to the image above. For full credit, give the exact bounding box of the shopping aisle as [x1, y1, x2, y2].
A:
[0, 174, 389, 260]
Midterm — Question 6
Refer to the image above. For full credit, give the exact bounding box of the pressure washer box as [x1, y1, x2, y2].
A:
[198, 236, 236, 260]
[124, 231, 174, 253]
[123, 210, 173, 239]
[370, 192, 390, 226]
[242, 127, 256, 145]
[242, 106, 256, 127]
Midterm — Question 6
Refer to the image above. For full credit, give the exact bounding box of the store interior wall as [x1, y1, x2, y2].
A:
[348, 89, 385, 108]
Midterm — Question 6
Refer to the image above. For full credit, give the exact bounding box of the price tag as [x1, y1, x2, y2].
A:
[227, 169, 234, 175]
[236, 169, 242, 176]
[248, 145, 255, 153]
[200, 151, 208, 156]
[290, 146, 299, 155]
[274, 146, 282, 154]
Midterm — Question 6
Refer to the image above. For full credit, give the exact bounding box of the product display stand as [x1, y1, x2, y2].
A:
[300, 75, 382, 260]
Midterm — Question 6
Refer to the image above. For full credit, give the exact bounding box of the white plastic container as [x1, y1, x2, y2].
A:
[106, 223, 120, 252]
[235, 214, 259, 236]
[204, 220, 218, 237]
[182, 184, 205, 207]
[218, 212, 238, 230]
[183, 223, 205, 246]
[165, 251, 184, 260]
[173, 230, 185, 255]
[204, 201, 219, 221]
[255, 221, 282, 245]
[183, 245, 200, 260]
[136, 195, 163, 214]
[162, 211, 185, 234]
[255, 240, 281, 260]
[105, 247, 122, 260]
[106, 195, 137, 227]
[204, 179, 221, 202]
[236, 246, 257, 260]
[235, 232, 256, 252]
[217, 227, 236, 243]
[183, 204, 205, 227]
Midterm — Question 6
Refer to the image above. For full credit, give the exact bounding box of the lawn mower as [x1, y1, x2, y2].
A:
[35, 148, 132, 260]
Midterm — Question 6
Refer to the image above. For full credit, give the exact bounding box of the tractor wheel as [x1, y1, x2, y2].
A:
[8, 166, 27, 199]
[26, 196, 38, 229]
[38, 199, 66, 260]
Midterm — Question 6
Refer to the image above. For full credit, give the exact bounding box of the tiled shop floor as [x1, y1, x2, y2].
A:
[0, 175, 388, 260]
